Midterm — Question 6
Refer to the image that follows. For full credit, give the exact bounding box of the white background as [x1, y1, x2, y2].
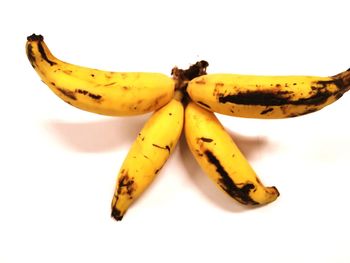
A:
[1, 0, 350, 262]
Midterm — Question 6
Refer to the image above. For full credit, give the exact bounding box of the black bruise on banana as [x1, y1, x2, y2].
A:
[199, 137, 213, 143]
[204, 150, 259, 205]
[152, 143, 171, 153]
[37, 40, 56, 66]
[104, 82, 117, 87]
[260, 108, 274, 115]
[218, 77, 347, 108]
[26, 43, 36, 68]
[56, 87, 77, 100]
[218, 89, 333, 106]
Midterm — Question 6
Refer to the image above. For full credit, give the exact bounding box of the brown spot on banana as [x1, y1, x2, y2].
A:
[104, 82, 117, 87]
[63, 70, 73, 75]
[260, 108, 274, 115]
[332, 68, 350, 95]
[195, 79, 206, 85]
[154, 163, 165, 175]
[63, 100, 72, 105]
[87, 92, 101, 100]
[117, 172, 136, 198]
[144, 93, 169, 111]
[152, 144, 171, 153]
[105, 73, 112, 79]
[56, 87, 77, 100]
[199, 137, 213, 143]
[57, 88, 102, 101]
[74, 88, 101, 100]
[26, 43, 36, 68]
[280, 105, 288, 115]
[75, 89, 88, 95]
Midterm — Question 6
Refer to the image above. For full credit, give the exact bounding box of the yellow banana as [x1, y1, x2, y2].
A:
[185, 101, 279, 205]
[26, 34, 175, 116]
[111, 92, 184, 220]
[187, 69, 350, 118]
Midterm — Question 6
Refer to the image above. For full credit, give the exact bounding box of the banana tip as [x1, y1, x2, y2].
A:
[111, 207, 124, 221]
[27, 33, 43, 42]
[272, 186, 280, 197]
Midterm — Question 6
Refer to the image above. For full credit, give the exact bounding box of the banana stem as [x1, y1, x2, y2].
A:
[174, 89, 184, 102]
[171, 60, 209, 91]
[171, 60, 209, 104]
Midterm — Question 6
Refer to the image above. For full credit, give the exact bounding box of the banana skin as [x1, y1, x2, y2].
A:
[111, 93, 184, 220]
[187, 70, 350, 118]
[185, 101, 279, 205]
[26, 34, 175, 116]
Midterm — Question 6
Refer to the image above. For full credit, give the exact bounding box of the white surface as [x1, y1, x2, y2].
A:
[1, 0, 350, 262]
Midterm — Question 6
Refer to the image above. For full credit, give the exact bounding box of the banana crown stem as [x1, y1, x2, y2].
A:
[171, 61, 208, 91]
[173, 89, 184, 101]
[171, 60, 209, 104]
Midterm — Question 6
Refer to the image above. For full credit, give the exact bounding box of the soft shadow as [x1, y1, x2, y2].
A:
[44, 115, 149, 152]
[226, 130, 271, 161]
[179, 131, 273, 213]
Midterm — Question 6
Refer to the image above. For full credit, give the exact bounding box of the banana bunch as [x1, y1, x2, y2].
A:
[26, 34, 350, 220]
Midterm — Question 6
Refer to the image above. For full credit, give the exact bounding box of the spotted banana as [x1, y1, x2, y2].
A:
[187, 69, 350, 118]
[111, 91, 184, 220]
[26, 34, 175, 116]
[185, 101, 279, 205]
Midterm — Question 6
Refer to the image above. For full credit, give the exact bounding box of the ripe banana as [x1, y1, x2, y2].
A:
[26, 34, 175, 116]
[185, 101, 279, 205]
[187, 69, 350, 118]
[111, 92, 184, 220]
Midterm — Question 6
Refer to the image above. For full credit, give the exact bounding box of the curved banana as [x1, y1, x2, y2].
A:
[185, 101, 279, 205]
[187, 69, 350, 118]
[111, 92, 184, 220]
[26, 34, 175, 116]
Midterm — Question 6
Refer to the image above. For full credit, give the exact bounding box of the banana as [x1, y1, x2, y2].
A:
[111, 91, 184, 220]
[185, 101, 279, 205]
[187, 69, 350, 118]
[26, 34, 175, 116]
